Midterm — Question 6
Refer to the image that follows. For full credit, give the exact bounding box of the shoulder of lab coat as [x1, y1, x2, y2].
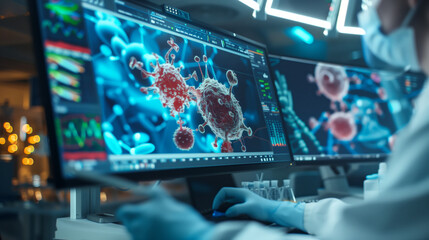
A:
[304, 80, 429, 240]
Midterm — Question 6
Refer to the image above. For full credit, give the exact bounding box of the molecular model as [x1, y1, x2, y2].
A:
[274, 70, 323, 154]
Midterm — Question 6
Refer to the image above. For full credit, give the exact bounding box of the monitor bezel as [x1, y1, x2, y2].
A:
[268, 54, 400, 165]
[29, 0, 295, 189]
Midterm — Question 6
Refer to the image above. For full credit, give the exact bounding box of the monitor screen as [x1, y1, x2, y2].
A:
[31, 0, 292, 185]
[270, 55, 426, 163]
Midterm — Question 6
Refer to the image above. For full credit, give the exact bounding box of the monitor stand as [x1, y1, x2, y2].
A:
[186, 173, 236, 213]
[318, 166, 351, 198]
[69, 187, 117, 223]
[55, 186, 130, 240]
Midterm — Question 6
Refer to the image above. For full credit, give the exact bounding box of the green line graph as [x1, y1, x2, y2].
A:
[61, 115, 103, 149]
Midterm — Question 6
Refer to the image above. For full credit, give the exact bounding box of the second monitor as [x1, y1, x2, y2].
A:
[270, 55, 426, 164]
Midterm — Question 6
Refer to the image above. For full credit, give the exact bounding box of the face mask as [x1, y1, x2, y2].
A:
[358, 5, 421, 72]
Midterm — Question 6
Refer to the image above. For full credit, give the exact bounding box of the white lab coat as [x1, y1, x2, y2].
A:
[210, 79, 429, 240]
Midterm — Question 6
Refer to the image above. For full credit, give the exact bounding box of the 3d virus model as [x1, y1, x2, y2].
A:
[129, 38, 252, 152]
[326, 111, 357, 141]
[308, 63, 351, 111]
[173, 119, 195, 150]
[190, 55, 252, 152]
[129, 38, 198, 118]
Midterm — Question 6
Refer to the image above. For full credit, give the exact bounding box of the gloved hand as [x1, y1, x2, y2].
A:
[213, 187, 306, 231]
[117, 191, 214, 240]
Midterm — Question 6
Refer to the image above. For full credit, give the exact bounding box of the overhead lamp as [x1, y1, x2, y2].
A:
[238, 0, 260, 11]
[252, 0, 268, 20]
[265, 0, 332, 29]
[336, 0, 365, 35]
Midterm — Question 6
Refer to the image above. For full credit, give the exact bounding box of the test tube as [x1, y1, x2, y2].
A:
[269, 180, 281, 201]
[241, 181, 250, 189]
[252, 181, 260, 196]
[282, 179, 296, 202]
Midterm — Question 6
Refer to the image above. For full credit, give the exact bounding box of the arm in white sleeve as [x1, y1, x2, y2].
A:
[305, 185, 429, 240]
[208, 81, 429, 240]
[304, 198, 347, 236]
[304, 81, 429, 240]
[210, 222, 319, 240]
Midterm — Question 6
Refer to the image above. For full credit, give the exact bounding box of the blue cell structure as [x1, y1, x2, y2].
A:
[271, 58, 424, 157]
[83, 9, 272, 154]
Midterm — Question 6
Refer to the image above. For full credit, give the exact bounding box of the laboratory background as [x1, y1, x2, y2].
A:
[0, 0, 427, 239]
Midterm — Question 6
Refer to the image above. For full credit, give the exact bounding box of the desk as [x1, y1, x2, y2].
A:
[55, 189, 365, 240]
[55, 217, 322, 240]
[55, 217, 131, 240]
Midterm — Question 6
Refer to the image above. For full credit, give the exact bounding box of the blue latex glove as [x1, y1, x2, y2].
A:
[117, 192, 214, 240]
[213, 187, 306, 231]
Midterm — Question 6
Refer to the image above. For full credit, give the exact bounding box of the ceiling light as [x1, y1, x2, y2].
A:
[252, 0, 267, 20]
[238, 0, 260, 11]
[265, 0, 332, 29]
[336, 0, 365, 35]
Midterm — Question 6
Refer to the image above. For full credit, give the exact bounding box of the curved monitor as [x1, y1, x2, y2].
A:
[29, 0, 293, 187]
[270, 55, 426, 164]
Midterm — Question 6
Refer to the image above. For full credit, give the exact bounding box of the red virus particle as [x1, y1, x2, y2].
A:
[129, 38, 198, 118]
[370, 72, 381, 83]
[388, 134, 397, 150]
[308, 117, 319, 130]
[173, 120, 194, 150]
[327, 111, 357, 141]
[190, 55, 252, 152]
[377, 87, 387, 100]
[308, 63, 350, 111]
[374, 102, 383, 116]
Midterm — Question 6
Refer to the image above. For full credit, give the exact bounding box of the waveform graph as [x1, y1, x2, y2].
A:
[42, 20, 85, 39]
[59, 114, 107, 161]
[42, 0, 85, 39]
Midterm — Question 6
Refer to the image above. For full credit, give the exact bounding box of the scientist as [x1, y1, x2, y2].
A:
[116, 0, 429, 239]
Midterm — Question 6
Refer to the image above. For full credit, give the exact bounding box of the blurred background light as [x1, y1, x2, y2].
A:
[287, 26, 314, 44]
[336, 0, 365, 35]
[264, 0, 332, 29]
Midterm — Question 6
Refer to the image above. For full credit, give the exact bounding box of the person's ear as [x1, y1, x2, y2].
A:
[377, 0, 410, 34]
[408, 0, 419, 8]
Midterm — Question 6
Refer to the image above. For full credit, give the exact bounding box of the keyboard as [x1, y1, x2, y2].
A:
[296, 195, 320, 203]
[200, 208, 272, 225]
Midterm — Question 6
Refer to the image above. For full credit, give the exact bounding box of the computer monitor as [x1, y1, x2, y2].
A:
[29, 0, 293, 188]
[269, 55, 426, 164]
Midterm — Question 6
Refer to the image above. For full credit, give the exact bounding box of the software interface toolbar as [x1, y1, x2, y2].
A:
[36, 0, 291, 175]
